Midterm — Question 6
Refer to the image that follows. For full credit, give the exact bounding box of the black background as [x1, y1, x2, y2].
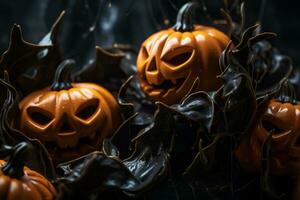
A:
[0, 0, 299, 65]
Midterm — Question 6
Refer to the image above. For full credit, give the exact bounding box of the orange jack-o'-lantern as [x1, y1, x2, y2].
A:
[137, 2, 230, 105]
[19, 60, 121, 164]
[0, 143, 56, 200]
[236, 82, 300, 175]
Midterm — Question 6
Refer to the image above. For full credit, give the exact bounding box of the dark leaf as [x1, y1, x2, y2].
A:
[56, 103, 175, 199]
[117, 76, 135, 119]
[183, 134, 225, 182]
[0, 75, 55, 180]
[0, 13, 62, 95]
[248, 32, 277, 47]
[170, 91, 214, 133]
[256, 47, 293, 97]
[74, 46, 124, 83]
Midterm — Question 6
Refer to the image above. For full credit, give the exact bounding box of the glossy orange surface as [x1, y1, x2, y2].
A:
[0, 160, 56, 200]
[19, 83, 121, 163]
[137, 25, 230, 105]
[236, 99, 300, 175]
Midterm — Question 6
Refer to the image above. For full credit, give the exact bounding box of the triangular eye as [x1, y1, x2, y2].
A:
[27, 107, 53, 126]
[75, 99, 99, 120]
[162, 47, 194, 67]
[140, 46, 149, 60]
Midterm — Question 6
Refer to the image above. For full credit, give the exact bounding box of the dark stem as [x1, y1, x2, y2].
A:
[276, 80, 297, 105]
[173, 2, 199, 32]
[1, 142, 29, 179]
[51, 59, 75, 91]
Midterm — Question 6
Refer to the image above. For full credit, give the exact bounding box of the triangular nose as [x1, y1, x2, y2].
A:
[145, 58, 164, 85]
[58, 115, 74, 134]
[147, 58, 157, 72]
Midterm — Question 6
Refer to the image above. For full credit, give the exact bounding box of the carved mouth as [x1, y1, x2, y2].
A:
[45, 134, 100, 164]
[261, 119, 287, 136]
[142, 77, 186, 95]
[151, 78, 186, 90]
[261, 118, 294, 142]
[43, 129, 101, 164]
[260, 118, 299, 168]
[44, 135, 97, 151]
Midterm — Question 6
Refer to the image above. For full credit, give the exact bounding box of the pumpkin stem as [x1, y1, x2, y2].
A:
[51, 59, 75, 91]
[173, 2, 199, 32]
[1, 142, 29, 179]
[276, 80, 297, 105]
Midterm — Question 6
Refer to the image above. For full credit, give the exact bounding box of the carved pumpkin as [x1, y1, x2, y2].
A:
[137, 2, 230, 105]
[0, 143, 56, 200]
[236, 83, 300, 175]
[19, 60, 121, 164]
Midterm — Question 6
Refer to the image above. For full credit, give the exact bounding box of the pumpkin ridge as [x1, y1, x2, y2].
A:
[76, 87, 92, 100]
[207, 28, 231, 45]
[66, 88, 75, 115]
[0, 144, 55, 199]
[21, 181, 41, 199]
[25, 172, 50, 187]
[209, 34, 227, 55]
[28, 179, 53, 199]
[159, 32, 177, 59]
[0, 176, 10, 199]
[8, 180, 22, 199]
[193, 33, 208, 71]
[149, 31, 170, 55]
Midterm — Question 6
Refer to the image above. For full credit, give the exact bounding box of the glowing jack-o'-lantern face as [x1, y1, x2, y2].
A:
[19, 60, 121, 164]
[236, 99, 300, 175]
[137, 2, 230, 105]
